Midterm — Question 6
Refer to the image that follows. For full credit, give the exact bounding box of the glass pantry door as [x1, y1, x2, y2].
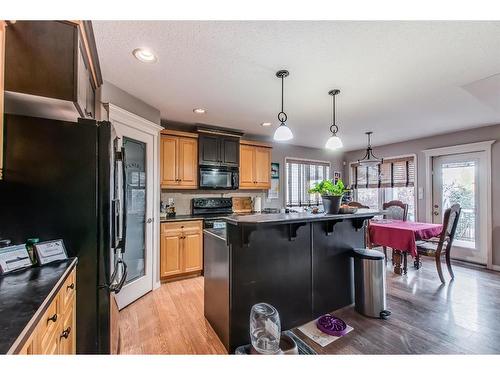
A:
[113, 125, 155, 310]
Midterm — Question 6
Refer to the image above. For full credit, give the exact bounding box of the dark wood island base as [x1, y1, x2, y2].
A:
[204, 210, 382, 352]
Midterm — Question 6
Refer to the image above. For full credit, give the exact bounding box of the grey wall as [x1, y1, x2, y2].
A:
[343, 123, 500, 266]
[96, 80, 161, 124]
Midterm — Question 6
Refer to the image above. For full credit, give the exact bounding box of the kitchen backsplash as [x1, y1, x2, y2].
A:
[160, 190, 273, 215]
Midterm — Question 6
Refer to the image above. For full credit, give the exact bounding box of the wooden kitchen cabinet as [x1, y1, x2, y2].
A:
[17, 268, 77, 355]
[239, 140, 272, 189]
[160, 221, 203, 280]
[4, 21, 101, 121]
[161, 130, 198, 189]
[198, 133, 239, 167]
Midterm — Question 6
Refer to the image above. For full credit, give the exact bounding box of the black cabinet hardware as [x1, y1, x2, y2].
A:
[60, 327, 71, 339]
[47, 313, 58, 323]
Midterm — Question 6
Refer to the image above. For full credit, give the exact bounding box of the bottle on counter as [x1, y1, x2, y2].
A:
[25, 238, 39, 265]
[160, 200, 167, 218]
[167, 198, 176, 217]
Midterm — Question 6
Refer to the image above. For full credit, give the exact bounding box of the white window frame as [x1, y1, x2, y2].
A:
[285, 157, 331, 208]
[349, 153, 418, 219]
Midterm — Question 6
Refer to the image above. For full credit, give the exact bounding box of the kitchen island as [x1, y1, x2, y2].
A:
[204, 209, 382, 352]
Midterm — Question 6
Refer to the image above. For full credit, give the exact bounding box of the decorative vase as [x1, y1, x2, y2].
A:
[322, 195, 342, 214]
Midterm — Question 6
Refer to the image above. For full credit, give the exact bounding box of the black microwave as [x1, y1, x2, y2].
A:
[199, 166, 239, 190]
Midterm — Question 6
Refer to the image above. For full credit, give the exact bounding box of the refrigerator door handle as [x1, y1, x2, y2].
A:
[110, 258, 127, 294]
[114, 145, 127, 253]
[119, 146, 128, 253]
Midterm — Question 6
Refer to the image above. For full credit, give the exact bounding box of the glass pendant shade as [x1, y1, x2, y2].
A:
[325, 134, 343, 150]
[273, 123, 294, 141]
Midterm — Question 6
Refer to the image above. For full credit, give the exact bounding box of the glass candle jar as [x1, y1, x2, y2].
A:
[249, 302, 281, 354]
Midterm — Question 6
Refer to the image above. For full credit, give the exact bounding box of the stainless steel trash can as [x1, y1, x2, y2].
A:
[351, 249, 391, 319]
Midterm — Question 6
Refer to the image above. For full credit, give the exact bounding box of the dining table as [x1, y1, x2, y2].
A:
[368, 219, 443, 275]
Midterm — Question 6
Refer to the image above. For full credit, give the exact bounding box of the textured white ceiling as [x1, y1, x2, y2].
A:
[92, 21, 500, 151]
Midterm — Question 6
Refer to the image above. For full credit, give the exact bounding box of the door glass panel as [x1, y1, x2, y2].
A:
[123, 137, 147, 282]
[440, 160, 476, 248]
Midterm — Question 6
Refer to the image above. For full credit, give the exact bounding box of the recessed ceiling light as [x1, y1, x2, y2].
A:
[261, 122, 272, 127]
[132, 48, 157, 63]
[193, 108, 207, 114]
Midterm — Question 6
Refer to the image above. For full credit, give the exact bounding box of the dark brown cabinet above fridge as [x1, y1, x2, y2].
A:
[198, 133, 240, 167]
[3, 21, 102, 122]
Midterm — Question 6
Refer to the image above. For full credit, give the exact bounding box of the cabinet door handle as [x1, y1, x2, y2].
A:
[67, 283, 75, 290]
[47, 314, 58, 323]
[60, 327, 71, 340]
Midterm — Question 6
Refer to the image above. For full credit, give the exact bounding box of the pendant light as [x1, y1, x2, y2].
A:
[325, 89, 343, 150]
[273, 70, 293, 141]
[358, 131, 383, 166]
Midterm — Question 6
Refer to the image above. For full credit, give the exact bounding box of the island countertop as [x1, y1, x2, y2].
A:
[224, 209, 384, 225]
[0, 258, 78, 354]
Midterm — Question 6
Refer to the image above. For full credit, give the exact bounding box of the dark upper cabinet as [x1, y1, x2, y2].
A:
[4, 21, 100, 121]
[199, 134, 220, 166]
[199, 134, 240, 167]
[220, 137, 239, 166]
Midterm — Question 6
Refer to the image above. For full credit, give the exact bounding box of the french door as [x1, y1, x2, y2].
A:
[432, 152, 487, 264]
[113, 122, 155, 309]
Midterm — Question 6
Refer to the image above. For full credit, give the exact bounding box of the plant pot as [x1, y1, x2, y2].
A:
[322, 195, 342, 214]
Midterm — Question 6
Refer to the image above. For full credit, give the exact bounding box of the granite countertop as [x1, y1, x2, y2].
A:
[225, 209, 384, 225]
[203, 227, 227, 241]
[0, 257, 78, 354]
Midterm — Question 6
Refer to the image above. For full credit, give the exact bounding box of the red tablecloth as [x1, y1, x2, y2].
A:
[368, 220, 443, 257]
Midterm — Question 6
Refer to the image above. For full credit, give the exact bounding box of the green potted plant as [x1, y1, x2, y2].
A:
[308, 179, 346, 214]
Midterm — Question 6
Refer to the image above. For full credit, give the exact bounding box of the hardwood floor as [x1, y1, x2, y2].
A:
[119, 258, 500, 354]
[119, 276, 227, 354]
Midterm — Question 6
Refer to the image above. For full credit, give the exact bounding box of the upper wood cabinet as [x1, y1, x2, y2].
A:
[161, 130, 198, 189]
[4, 21, 101, 122]
[199, 133, 239, 167]
[239, 141, 272, 189]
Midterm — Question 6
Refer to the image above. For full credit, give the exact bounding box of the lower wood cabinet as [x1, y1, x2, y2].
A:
[18, 268, 77, 355]
[160, 221, 203, 280]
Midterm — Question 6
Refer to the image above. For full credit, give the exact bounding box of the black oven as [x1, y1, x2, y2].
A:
[199, 166, 239, 190]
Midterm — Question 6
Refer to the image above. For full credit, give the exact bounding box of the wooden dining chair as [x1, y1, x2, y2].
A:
[380, 200, 409, 263]
[416, 204, 461, 283]
[348, 201, 369, 209]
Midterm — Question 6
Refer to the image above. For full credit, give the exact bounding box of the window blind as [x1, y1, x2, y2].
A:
[352, 156, 415, 189]
[286, 158, 330, 207]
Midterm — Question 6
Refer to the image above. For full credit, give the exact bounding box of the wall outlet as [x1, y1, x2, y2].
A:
[418, 187, 424, 200]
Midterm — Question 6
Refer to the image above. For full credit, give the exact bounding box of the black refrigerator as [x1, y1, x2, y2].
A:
[0, 114, 127, 354]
